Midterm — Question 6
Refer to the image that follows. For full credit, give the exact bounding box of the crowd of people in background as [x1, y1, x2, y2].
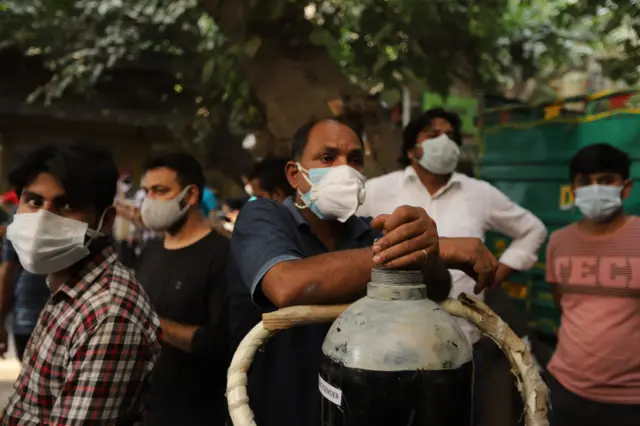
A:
[0, 108, 634, 426]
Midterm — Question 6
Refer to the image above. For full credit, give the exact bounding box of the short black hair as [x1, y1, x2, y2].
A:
[8, 142, 119, 214]
[223, 196, 249, 211]
[290, 116, 364, 160]
[569, 143, 630, 181]
[142, 152, 205, 203]
[248, 156, 295, 197]
[399, 108, 463, 167]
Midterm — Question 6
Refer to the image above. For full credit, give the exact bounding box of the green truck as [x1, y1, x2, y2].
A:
[478, 89, 640, 338]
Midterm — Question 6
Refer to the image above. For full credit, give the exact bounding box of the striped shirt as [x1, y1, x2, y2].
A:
[546, 216, 640, 404]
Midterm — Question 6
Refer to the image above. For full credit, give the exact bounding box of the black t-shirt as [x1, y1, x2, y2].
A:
[229, 198, 380, 426]
[136, 231, 230, 426]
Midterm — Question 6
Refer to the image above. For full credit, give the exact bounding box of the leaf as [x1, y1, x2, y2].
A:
[244, 36, 262, 58]
[269, 0, 288, 20]
[309, 28, 330, 46]
[379, 88, 401, 107]
[372, 54, 388, 75]
[201, 57, 215, 83]
[371, 23, 394, 46]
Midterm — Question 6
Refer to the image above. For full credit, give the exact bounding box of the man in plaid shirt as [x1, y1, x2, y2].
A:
[0, 143, 161, 425]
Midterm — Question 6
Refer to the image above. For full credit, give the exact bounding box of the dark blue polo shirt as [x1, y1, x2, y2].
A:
[228, 197, 380, 426]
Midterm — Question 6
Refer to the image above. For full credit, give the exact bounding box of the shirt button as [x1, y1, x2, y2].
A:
[175, 281, 182, 290]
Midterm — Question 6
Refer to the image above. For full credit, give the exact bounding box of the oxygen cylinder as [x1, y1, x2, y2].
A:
[319, 268, 474, 426]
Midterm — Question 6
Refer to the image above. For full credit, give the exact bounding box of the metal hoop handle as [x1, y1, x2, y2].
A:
[227, 295, 549, 426]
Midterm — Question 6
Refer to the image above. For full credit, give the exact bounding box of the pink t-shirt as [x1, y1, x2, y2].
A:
[546, 216, 640, 404]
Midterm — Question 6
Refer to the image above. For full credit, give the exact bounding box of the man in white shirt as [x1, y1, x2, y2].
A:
[358, 108, 546, 423]
[359, 108, 547, 342]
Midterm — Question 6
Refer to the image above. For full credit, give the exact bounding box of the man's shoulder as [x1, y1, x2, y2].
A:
[235, 197, 294, 229]
[83, 262, 160, 341]
[194, 230, 232, 268]
[366, 169, 405, 190]
[547, 224, 578, 250]
[455, 174, 492, 191]
[240, 197, 286, 215]
[200, 228, 231, 249]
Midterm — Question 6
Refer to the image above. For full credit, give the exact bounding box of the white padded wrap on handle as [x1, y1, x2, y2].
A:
[226, 295, 549, 426]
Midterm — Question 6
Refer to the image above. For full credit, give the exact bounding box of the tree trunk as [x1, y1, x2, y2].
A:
[241, 37, 400, 176]
[205, 125, 254, 186]
[199, 0, 401, 177]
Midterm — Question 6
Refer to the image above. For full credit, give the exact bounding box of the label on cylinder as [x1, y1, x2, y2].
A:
[319, 374, 343, 407]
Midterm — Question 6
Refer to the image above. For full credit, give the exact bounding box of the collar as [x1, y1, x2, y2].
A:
[53, 244, 118, 301]
[283, 197, 370, 240]
[403, 166, 465, 198]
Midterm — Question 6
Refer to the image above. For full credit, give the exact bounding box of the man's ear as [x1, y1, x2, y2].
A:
[622, 179, 634, 201]
[186, 185, 200, 207]
[285, 161, 300, 190]
[407, 146, 420, 163]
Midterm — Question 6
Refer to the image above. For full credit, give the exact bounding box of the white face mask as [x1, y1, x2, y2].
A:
[295, 164, 366, 223]
[574, 184, 623, 222]
[418, 134, 460, 175]
[7, 209, 106, 275]
[140, 186, 191, 232]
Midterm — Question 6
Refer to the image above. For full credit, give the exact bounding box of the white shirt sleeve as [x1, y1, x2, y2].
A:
[357, 180, 376, 218]
[357, 172, 403, 218]
[482, 182, 548, 271]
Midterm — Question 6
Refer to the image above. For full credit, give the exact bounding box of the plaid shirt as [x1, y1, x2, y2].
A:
[1, 245, 162, 425]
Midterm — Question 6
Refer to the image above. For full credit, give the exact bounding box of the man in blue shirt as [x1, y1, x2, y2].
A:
[228, 117, 497, 426]
[200, 186, 217, 218]
[0, 225, 50, 360]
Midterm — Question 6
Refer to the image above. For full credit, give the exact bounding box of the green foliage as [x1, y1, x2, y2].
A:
[0, 0, 637, 144]
[0, 0, 262, 146]
[307, 0, 638, 100]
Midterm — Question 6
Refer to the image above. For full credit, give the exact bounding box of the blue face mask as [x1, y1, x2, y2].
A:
[299, 167, 329, 218]
[574, 184, 623, 222]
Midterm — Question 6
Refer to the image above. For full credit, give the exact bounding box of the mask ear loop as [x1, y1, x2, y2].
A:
[175, 186, 194, 218]
[294, 163, 313, 210]
[85, 208, 109, 246]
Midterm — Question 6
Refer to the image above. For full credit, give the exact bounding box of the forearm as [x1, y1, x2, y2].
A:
[0, 283, 13, 322]
[0, 265, 17, 322]
[494, 263, 514, 286]
[159, 318, 198, 353]
[264, 247, 375, 307]
[551, 286, 562, 313]
[499, 220, 547, 271]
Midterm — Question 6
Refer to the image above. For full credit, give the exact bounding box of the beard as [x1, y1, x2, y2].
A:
[165, 213, 189, 236]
